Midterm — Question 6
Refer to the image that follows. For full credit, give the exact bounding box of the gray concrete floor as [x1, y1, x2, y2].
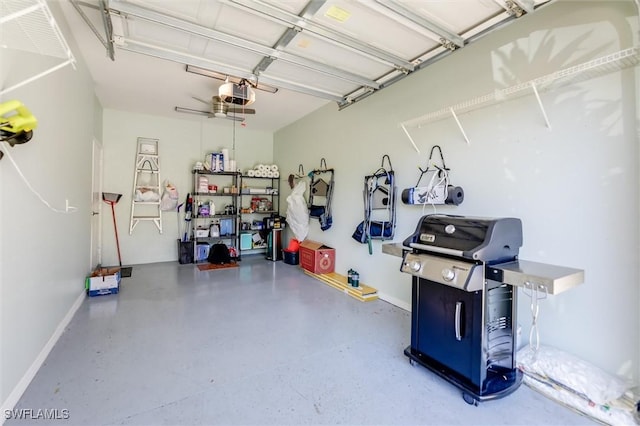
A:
[9, 257, 595, 425]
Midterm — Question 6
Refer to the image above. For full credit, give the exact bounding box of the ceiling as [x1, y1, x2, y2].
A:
[52, 0, 554, 133]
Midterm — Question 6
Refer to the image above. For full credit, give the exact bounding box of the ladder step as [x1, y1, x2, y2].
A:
[132, 215, 162, 220]
[138, 140, 158, 153]
[133, 201, 160, 205]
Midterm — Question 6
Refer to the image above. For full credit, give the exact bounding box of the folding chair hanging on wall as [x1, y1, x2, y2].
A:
[308, 158, 334, 231]
[352, 155, 397, 254]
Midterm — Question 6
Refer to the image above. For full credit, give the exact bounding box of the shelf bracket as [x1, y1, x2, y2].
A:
[400, 123, 420, 154]
[531, 82, 551, 130]
[449, 108, 471, 145]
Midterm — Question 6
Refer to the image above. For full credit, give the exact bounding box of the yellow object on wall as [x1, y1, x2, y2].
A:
[0, 100, 38, 150]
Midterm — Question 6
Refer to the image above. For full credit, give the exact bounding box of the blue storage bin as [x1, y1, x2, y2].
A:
[196, 243, 210, 261]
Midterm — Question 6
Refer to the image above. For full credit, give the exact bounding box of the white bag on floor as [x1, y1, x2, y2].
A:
[517, 345, 635, 425]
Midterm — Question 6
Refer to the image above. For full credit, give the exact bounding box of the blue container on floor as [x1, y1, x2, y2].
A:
[283, 250, 299, 265]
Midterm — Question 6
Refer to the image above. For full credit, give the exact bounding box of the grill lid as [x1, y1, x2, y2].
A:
[403, 214, 523, 262]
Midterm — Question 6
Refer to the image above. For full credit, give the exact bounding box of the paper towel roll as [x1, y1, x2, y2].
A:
[221, 148, 229, 158]
[445, 185, 464, 205]
[273, 171, 280, 178]
[229, 160, 236, 172]
[270, 164, 278, 172]
[266, 170, 274, 178]
[247, 169, 255, 177]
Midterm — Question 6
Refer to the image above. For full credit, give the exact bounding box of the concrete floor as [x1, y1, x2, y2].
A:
[9, 257, 595, 425]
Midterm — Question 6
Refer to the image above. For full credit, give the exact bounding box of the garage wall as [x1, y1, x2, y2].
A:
[274, 1, 639, 380]
[0, 3, 99, 408]
[100, 110, 273, 266]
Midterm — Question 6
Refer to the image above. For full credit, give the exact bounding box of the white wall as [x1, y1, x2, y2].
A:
[100, 110, 273, 266]
[0, 3, 100, 407]
[274, 1, 640, 380]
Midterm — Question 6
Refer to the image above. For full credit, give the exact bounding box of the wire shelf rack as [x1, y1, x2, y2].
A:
[0, 0, 76, 95]
[401, 47, 640, 128]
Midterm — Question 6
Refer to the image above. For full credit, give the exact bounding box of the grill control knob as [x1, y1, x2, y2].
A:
[410, 260, 421, 272]
[442, 268, 455, 281]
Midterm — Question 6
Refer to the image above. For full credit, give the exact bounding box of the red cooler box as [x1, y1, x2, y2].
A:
[299, 240, 335, 274]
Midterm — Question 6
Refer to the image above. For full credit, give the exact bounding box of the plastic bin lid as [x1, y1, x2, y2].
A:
[286, 239, 300, 252]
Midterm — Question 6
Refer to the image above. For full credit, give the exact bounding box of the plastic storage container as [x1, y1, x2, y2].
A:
[283, 250, 299, 265]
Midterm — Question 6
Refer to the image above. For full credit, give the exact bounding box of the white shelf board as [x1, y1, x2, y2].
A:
[401, 47, 640, 128]
[0, 0, 76, 95]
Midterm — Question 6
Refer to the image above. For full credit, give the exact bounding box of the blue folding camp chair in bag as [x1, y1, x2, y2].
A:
[308, 158, 335, 231]
[352, 155, 397, 254]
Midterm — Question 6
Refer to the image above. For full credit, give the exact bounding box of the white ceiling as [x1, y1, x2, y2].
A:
[52, 0, 554, 133]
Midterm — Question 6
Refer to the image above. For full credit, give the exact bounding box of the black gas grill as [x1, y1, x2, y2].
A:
[401, 214, 524, 405]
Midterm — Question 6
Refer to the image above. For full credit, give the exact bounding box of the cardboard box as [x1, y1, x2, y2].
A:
[86, 267, 121, 297]
[299, 240, 335, 274]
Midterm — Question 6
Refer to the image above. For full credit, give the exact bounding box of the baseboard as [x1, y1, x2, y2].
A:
[378, 291, 411, 312]
[0, 290, 85, 424]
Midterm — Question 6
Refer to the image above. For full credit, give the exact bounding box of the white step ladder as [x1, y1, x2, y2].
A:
[129, 137, 162, 234]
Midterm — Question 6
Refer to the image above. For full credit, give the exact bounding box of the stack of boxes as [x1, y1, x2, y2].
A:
[208, 152, 224, 172]
[207, 149, 235, 172]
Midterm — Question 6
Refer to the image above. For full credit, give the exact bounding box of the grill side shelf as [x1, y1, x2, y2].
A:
[486, 260, 584, 295]
[381, 242, 408, 257]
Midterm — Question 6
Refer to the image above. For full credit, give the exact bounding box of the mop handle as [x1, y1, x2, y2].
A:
[111, 202, 123, 267]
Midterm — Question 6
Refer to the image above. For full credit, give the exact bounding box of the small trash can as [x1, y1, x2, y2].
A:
[283, 249, 299, 265]
[178, 239, 194, 264]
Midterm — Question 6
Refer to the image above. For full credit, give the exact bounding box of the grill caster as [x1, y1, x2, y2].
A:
[462, 392, 478, 406]
[409, 358, 417, 367]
